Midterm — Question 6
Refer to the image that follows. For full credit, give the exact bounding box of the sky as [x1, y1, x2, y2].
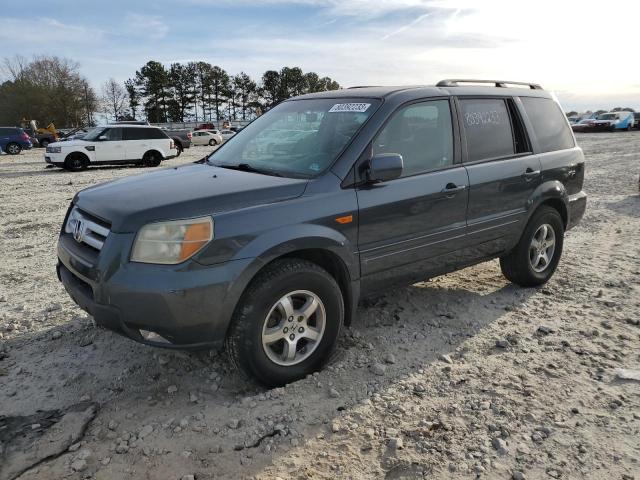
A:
[1, 0, 639, 112]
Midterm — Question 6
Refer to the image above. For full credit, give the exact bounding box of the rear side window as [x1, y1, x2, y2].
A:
[460, 98, 514, 162]
[0, 128, 19, 135]
[520, 97, 575, 152]
[146, 128, 169, 139]
[373, 99, 453, 177]
[124, 128, 150, 140]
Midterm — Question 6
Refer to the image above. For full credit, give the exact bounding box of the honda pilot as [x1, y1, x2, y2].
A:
[57, 80, 587, 386]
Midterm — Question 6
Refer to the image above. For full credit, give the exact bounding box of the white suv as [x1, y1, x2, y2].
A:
[45, 125, 177, 171]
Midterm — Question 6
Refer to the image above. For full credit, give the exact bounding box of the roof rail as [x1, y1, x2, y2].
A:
[436, 79, 543, 90]
[347, 85, 379, 89]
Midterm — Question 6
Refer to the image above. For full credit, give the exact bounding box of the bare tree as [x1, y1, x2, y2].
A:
[101, 78, 128, 121]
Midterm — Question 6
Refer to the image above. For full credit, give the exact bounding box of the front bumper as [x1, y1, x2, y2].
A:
[567, 191, 587, 230]
[57, 232, 253, 349]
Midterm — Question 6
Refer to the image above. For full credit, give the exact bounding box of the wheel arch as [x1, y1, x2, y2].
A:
[143, 149, 164, 159]
[220, 232, 360, 338]
[65, 150, 90, 164]
[528, 180, 569, 229]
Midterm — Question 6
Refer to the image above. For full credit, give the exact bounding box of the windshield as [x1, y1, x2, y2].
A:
[206, 98, 380, 178]
[598, 113, 617, 120]
[83, 127, 106, 141]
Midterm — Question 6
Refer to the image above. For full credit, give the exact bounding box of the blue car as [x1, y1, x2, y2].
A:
[592, 111, 635, 131]
[0, 127, 33, 154]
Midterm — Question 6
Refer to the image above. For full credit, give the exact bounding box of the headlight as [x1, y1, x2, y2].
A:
[46, 146, 62, 153]
[131, 217, 213, 264]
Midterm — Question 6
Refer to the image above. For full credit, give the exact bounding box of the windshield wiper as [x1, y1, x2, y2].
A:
[212, 163, 283, 177]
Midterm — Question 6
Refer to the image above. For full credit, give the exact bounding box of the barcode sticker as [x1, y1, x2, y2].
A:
[328, 103, 371, 113]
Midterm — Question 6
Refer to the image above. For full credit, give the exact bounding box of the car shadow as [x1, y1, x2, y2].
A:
[0, 263, 539, 477]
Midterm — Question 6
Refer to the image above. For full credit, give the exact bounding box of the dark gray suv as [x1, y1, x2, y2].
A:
[57, 79, 587, 386]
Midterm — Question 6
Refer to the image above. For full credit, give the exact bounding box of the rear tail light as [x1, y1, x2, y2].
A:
[187, 132, 192, 139]
[22, 133, 30, 141]
[170, 140, 175, 149]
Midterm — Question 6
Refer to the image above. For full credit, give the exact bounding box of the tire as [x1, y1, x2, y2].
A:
[6, 142, 21, 155]
[500, 206, 564, 287]
[175, 143, 182, 157]
[142, 151, 162, 167]
[208, 139, 217, 146]
[226, 259, 344, 387]
[64, 153, 88, 171]
[40, 139, 50, 148]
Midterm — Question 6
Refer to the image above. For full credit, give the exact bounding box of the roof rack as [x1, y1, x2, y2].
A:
[347, 85, 380, 89]
[436, 79, 543, 90]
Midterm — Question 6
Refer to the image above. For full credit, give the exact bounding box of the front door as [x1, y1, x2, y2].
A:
[94, 127, 125, 162]
[356, 99, 469, 292]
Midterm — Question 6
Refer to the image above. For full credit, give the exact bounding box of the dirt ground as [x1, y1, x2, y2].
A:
[0, 134, 639, 480]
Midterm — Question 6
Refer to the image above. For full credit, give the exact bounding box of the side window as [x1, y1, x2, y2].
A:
[123, 128, 147, 140]
[145, 128, 168, 139]
[0, 128, 10, 135]
[103, 128, 122, 141]
[460, 98, 514, 162]
[520, 97, 575, 153]
[373, 100, 453, 177]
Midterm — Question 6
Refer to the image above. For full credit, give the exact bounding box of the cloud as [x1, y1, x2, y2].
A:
[122, 13, 169, 40]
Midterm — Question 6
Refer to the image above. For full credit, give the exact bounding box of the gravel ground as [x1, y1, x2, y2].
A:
[0, 134, 639, 480]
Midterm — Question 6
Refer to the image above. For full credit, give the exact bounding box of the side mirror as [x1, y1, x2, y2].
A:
[98, 135, 108, 141]
[367, 153, 403, 183]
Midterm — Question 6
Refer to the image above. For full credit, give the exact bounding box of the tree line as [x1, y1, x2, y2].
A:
[0, 55, 341, 128]
[112, 61, 340, 123]
[0, 56, 98, 127]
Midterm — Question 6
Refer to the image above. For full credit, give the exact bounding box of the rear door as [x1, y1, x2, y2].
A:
[123, 127, 150, 160]
[94, 127, 125, 162]
[457, 97, 541, 254]
[356, 98, 469, 291]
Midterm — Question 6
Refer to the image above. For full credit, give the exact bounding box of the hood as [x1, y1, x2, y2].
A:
[74, 163, 308, 232]
[52, 139, 89, 147]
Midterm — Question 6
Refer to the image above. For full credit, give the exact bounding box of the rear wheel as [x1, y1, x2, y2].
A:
[226, 259, 344, 387]
[500, 206, 564, 287]
[208, 138, 218, 146]
[6, 142, 21, 155]
[175, 143, 183, 157]
[142, 151, 162, 167]
[64, 153, 88, 171]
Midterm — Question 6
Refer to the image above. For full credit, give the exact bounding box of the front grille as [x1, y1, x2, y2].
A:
[65, 207, 111, 251]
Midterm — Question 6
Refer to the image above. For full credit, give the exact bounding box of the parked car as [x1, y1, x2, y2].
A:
[44, 125, 176, 171]
[165, 129, 192, 156]
[571, 118, 596, 133]
[56, 79, 586, 386]
[0, 127, 33, 154]
[219, 129, 237, 141]
[191, 129, 222, 146]
[592, 111, 635, 131]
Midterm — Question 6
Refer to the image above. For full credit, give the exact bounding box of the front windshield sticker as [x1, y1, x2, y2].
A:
[328, 103, 371, 113]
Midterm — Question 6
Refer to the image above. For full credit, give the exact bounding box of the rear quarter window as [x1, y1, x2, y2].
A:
[146, 128, 169, 139]
[520, 97, 575, 153]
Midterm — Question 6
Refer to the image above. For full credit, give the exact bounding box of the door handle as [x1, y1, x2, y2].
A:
[441, 183, 467, 197]
[522, 168, 541, 181]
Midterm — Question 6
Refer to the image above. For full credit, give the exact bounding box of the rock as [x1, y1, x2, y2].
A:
[70, 459, 87, 472]
[331, 421, 341, 433]
[139, 424, 153, 438]
[388, 437, 403, 450]
[181, 476, 195, 480]
[158, 355, 169, 366]
[537, 325, 554, 335]
[115, 443, 129, 454]
[68, 442, 81, 452]
[51, 331, 62, 340]
[101, 457, 111, 466]
[79, 394, 90, 402]
[512, 471, 526, 480]
[227, 418, 241, 429]
[383, 353, 396, 364]
[189, 392, 198, 403]
[329, 388, 340, 398]
[492, 437, 509, 455]
[76, 448, 92, 460]
[615, 369, 640, 382]
[370, 363, 386, 376]
[108, 420, 118, 430]
[167, 385, 178, 394]
[47, 303, 62, 312]
[440, 354, 454, 364]
[495, 339, 510, 349]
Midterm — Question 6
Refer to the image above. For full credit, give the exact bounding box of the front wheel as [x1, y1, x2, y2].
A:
[208, 139, 218, 146]
[175, 143, 182, 156]
[500, 206, 564, 287]
[226, 259, 344, 387]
